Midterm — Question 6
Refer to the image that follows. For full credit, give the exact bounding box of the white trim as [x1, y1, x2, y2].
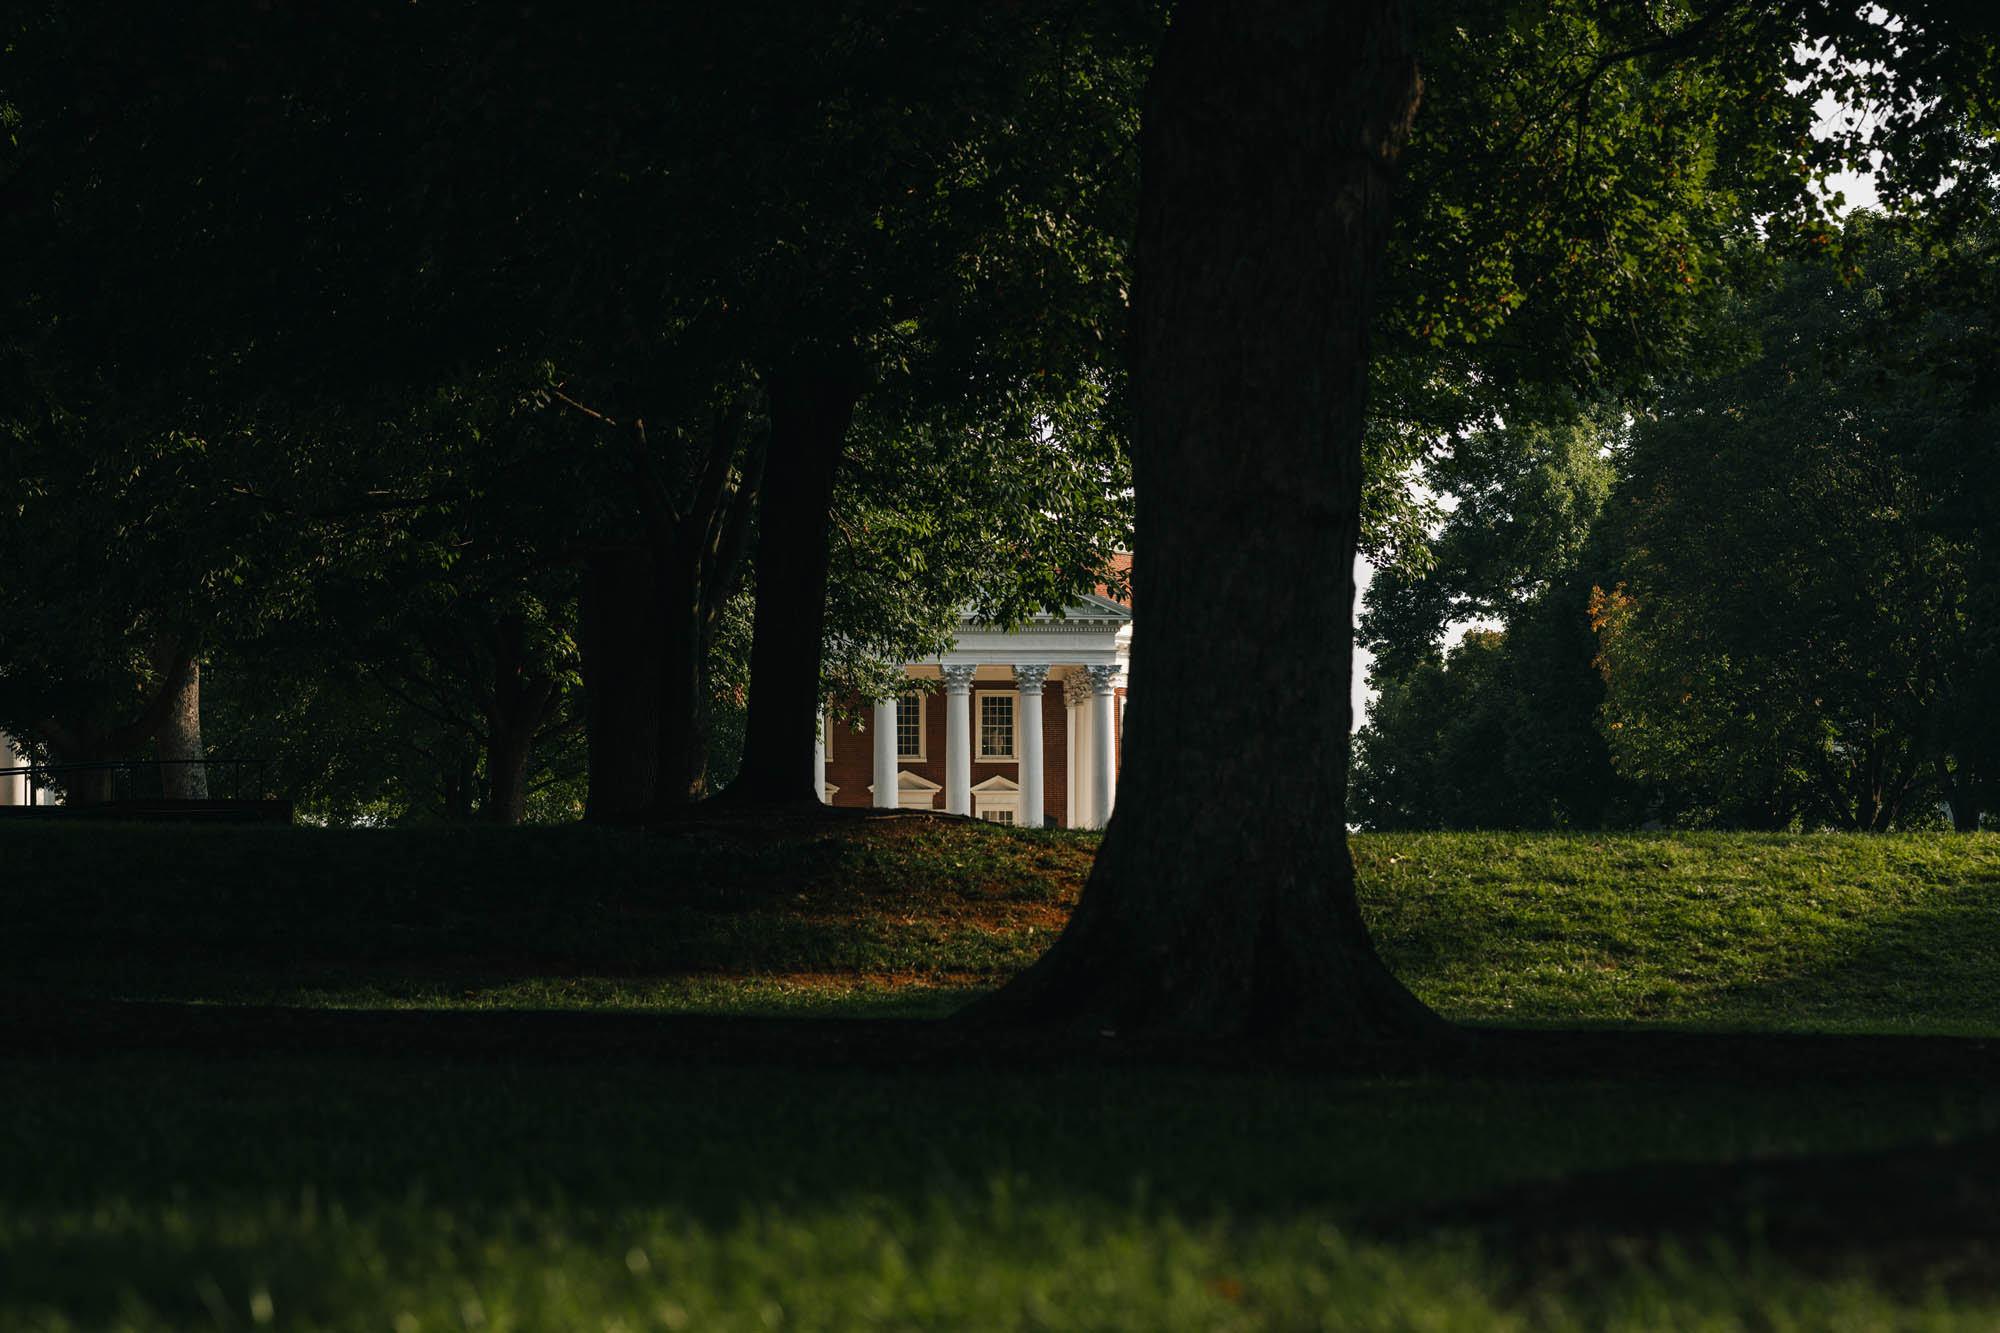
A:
[972, 774, 1020, 825]
[974, 689, 1019, 762]
[867, 770, 942, 811]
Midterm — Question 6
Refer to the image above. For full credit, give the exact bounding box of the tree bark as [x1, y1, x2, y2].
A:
[484, 611, 557, 824]
[974, 0, 1446, 1039]
[653, 558, 713, 807]
[721, 357, 859, 807]
[443, 746, 478, 821]
[1939, 756, 1982, 832]
[583, 544, 664, 821]
[158, 658, 209, 799]
[35, 642, 195, 806]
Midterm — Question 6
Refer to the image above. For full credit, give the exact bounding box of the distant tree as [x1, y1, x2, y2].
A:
[1592, 239, 1995, 831]
[1353, 412, 1627, 831]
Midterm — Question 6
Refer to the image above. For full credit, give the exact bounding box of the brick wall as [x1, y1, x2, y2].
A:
[824, 685, 1090, 827]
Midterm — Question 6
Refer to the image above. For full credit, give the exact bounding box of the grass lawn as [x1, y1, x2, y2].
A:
[4, 817, 2000, 1329]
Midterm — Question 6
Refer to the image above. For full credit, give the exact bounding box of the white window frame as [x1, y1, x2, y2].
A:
[896, 689, 928, 761]
[974, 689, 1019, 762]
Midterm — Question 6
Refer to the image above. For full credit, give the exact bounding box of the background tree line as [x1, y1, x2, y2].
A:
[1353, 219, 2000, 833]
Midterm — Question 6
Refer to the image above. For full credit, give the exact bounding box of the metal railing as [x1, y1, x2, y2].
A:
[0, 759, 270, 807]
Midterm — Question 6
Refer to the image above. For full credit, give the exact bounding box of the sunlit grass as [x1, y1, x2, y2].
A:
[1357, 832, 2000, 1033]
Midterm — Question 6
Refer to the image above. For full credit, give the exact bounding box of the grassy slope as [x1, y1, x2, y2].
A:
[5, 819, 1997, 1032]
[5, 819, 2000, 1329]
[1361, 831, 2000, 1034]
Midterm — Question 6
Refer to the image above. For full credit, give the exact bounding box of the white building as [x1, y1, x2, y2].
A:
[817, 591, 1131, 828]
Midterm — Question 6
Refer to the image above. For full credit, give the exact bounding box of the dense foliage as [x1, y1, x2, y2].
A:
[0, 2, 1148, 821]
[2, 2, 1993, 827]
[1356, 224, 2000, 832]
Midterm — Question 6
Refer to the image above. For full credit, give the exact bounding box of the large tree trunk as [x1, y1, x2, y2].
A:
[583, 545, 664, 821]
[975, 0, 1445, 1039]
[36, 642, 195, 807]
[721, 358, 858, 807]
[159, 658, 209, 799]
[577, 400, 762, 821]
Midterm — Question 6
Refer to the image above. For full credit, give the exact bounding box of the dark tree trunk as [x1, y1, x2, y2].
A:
[1939, 756, 1982, 832]
[576, 400, 762, 822]
[583, 545, 664, 821]
[159, 658, 208, 799]
[653, 559, 713, 808]
[443, 747, 478, 821]
[975, 0, 1445, 1039]
[36, 642, 194, 807]
[484, 612, 556, 824]
[721, 358, 858, 807]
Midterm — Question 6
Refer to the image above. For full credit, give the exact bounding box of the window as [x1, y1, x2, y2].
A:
[897, 690, 926, 759]
[980, 808, 1016, 825]
[976, 691, 1017, 760]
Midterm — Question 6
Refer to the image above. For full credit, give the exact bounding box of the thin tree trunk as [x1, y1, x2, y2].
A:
[974, 0, 1445, 1039]
[485, 612, 554, 824]
[721, 358, 858, 807]
[159, 658, 209, 799]
[654, 561, 713, 807]
[443, 747, 478, 821]
[1939, 756, 1982, 832]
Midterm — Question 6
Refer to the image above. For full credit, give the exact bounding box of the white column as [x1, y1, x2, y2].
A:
[1013, 665, 1050, 828]
[872, 696, 899, 809]
[941, 664, 977, 816]
[1085, 664, 1119, 828]
[1064, 671, 1092, 828]
[813, 710, 827, 804]
[0, 732, 20, 806]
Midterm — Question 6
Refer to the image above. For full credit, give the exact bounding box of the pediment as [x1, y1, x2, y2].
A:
[971, 775, 1019, 796]
[865, 772, 942, 798]
[1064, 590, 1133, 620]
[955, 592, 1131, 634]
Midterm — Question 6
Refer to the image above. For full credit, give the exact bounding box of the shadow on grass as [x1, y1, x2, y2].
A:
[8, 995, 2000, 1324]
[5, 986, 2000, 1081]
[1714, 882, 2000, 1028]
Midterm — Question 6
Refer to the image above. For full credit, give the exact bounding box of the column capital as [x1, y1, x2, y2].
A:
[1063, 670, 1092, 709]
[940, 664, 979, 694]
[1083, 664, 1120, 693]
[1012, 664, 1052, 694]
